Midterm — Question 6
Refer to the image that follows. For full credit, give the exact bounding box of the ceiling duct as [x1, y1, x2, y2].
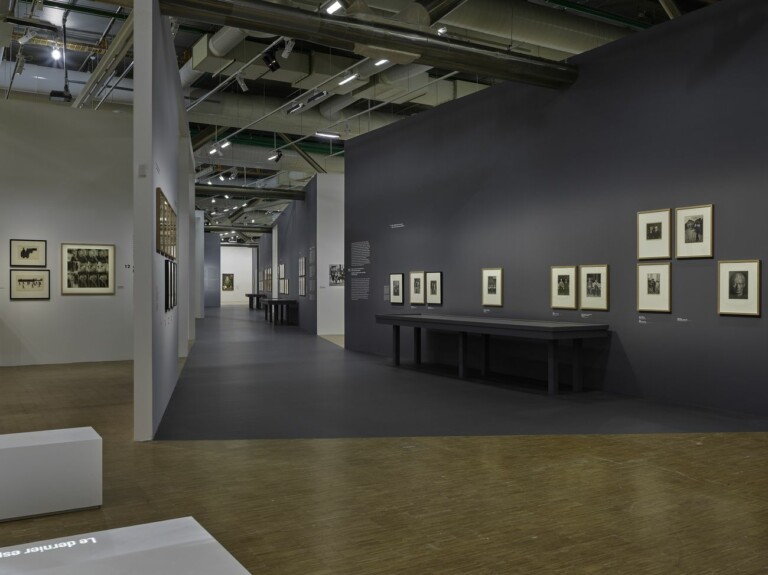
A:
[158, 0, 578, 88]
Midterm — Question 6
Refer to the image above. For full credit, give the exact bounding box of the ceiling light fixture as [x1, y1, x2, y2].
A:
[281, 38, 295, 59]
[208, 145, 219, 155]
[325, 0, 343, 14]
[18, 30, 37, 45]
[437, 26, 448, 36]
[220, 140, 231, 149]
[375, 59, 389, 66]
[219, 174, 225, 181]
[224, 195, 230, 199]
[235, 74, 248, 92]
[228, 168, 237, 180]
[307, 90, 328, 103]
[315, 130, 341, 139]
[211, 198, 216, 203]
[286, 102, 304, 114]
[51, 47, 61, 61]
[268, 150, 283, 162]
[262, 48, 280, 73]
[338, 73, 358, 86]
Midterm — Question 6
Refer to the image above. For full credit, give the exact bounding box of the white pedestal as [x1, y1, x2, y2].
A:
[0, 427, 102, 522]
[0, 517, 251, 574]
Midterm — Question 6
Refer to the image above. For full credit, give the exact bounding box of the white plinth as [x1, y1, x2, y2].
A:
[0, 427, 102, 521]
[0, 517, 251, 574]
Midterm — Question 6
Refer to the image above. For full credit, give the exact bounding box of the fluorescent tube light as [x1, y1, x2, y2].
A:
[338, 73, 358, 86]
[315, 130, 341, 139]
[326, 1, 342, 14]
[375, 59, 389, 66]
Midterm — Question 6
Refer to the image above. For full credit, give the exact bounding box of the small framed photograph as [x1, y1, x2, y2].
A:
[279, 263, 285, 279]
[637, 209, 671, 260]
[551, 265, 577, 309]
[676, 204, 713, 259]
[61, 243, 115, 295]
[718, 260, 760, 316]
[329, 264, 344, 286]
[409, 271, 425, 305]
[10, 269, 50, 300]
[389, 273, 404, 305]
[481, 268, 503, 307]
[165, 260, 171, 311]
[222, 273, 234, 291]
[299, 276, 306, 297]
[426, 271, 443, 306]
[10, 239, 47, 267]
[637, 262, 671, 313]
[579, 264, 609, 311]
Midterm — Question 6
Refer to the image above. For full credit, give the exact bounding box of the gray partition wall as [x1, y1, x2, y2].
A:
[344, 0, 768, 416]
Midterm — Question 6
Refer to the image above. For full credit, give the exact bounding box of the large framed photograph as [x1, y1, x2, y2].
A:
[551, 265, 577, 309]
[718, 260, 760, 316]
[10, 239, 47, 267]
[481, 267, 503, 307]
[10, 269, 50, 300]
[579, 264, 609, 311]
[389, 273, 404, 305]
[637, 262, 671, 313]
[637, 208, 671, 260]
[426, 271, 443, 306]
[61, 243, 115, 295]
[409, 271, 425, 305]
[676, 204, 713, 259]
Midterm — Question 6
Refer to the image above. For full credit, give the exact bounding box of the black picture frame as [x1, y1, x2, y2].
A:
[10, 239, 47, 267]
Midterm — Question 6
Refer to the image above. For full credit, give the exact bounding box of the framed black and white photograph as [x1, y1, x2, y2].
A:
[164, 260, 171, 311]
[389, 273, 404, 305]
[637, 208, 671, 260]
[172, 262, 177, 309]
[329, 264, 344, 286]
[676, 204, 713, 259]
[550, 265, 577, 309]
[222, 273, 234, 291]
[718, 260, 760, 316]
[579, 264, 609, 310]
[299, 276, 306, 297]
[298, 256, 306, 278]
[10, 269, 50, 300]
[61, 243, 115, 295]
[481, 267, 503, 307]
[279, 263, 285, 279]
[10, 239, 47, 267]
[409, 271, 425, 305]
[426, 271, 443, 306]
[637, 262, 671, 313]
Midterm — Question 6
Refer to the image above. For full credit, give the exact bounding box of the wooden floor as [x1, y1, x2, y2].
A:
[1, 361, 768, 573]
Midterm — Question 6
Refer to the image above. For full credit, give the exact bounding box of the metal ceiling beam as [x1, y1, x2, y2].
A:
[658, 0, 682, 19]
[157, 0, 578, 88]
[416, 0, 469, 23]
[195, 184, 305, 201]
[207, 224, 272, 233]
[279, 133, 326, 174]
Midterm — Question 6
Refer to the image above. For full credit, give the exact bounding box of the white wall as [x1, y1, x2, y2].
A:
[316, 174, 345, 335]
[0, 100, 133, 366]
[220, 246, 253, 305]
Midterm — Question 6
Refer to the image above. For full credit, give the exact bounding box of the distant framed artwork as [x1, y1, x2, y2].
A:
[637, 208, 671, 260]
[61, 243, 115, 295]
[155, 188, 177, 260]
[10, 239, 47, 267]
[481, 267, 503, 307]
[172, 262, 177, 309]
[676, 204, 713, 259]
[718, 260, 760, 316]
[222, 273, 234, 291]
[279, 263, 285, 279]
[390, 273, 404, 305]
[637, 262, 671, 313]
[409, 271, 425, 305]
[551, 265, 577, 309]
[579, 264, 609, 311]
[10, 269, 50, 300]
[329, 264, 344, 286]
[426, 271, 443, 306]
[299, 276, 306, 297]
[164, 260, 171, 311]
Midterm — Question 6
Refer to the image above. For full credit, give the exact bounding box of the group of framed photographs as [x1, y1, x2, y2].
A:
[278, 263, 288, 295]
[390, 271, 443, 306]
[9, 240, 116, 300]
[637, 204, 759, 316]
[550, 265, 609, 311]
[155, 188, 177, 261]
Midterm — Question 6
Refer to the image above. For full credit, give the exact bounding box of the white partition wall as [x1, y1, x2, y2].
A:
[316, 174, 345, 335]
[220, 246, 253, 305]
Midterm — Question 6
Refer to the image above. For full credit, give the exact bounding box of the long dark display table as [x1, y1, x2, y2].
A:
[375, 313, 609, 395]
[264, 298, 297, 325]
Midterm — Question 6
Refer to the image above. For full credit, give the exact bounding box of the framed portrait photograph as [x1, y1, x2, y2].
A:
[551, 265, 577, 309]
[718, 260, 760, 316]
[389, 273, 404, 305]
[637, 208, 671, 260]
[637, 262, 671, 313]
[579, 264, 609, 311]
[222, 273, 234, 291]
[676, 204, 713, 259]
[481, 267, 503, 307]
[61, 243, 115, 295]
[10, 239, 47, 267]
[329, 264, 344, 286]
[409, 271, 425, 305]
[10, 269, 50, 300]
[426, 271, 443, 306]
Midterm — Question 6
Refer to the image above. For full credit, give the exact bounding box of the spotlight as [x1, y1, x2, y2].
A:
[49, 89, 72, 102]
[51, 47, 62, 61]
[18, 30, 37, 45]
[262, 48, 280, 73]
[268, 150, 283, 162]
[235, 74, 248, 92]
[375, 59, 389, 66]
[228, 168, 238, 180]
[14, 56, 25, 76]
[219, 173, 225, 181]
[437, 26, 448, 36]
[281, 38, 295, 59]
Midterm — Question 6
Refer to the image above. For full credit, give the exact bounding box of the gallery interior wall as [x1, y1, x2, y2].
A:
[0, 99, 133, 367]
[203, 234, 221, 308]
[220, 246, 253, 305]
[344, 0, 768, 416]
[316, 174, 345, 336]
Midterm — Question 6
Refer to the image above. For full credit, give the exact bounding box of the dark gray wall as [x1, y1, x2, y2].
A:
[203, 233, 221, 308]
[345, 0, 768, 415]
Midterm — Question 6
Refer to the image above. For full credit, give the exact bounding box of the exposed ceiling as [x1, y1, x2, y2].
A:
[0, 0, 719, 245]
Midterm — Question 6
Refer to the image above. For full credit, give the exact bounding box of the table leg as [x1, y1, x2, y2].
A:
[481, 334, 489, 377]
[572, 339, 583, 392]
[414, 327, 421, 365]
[458, 332, 467, 378]
[393, 325, 401, 366]
[280, 305, 285, 325]
[265, 303, 269, 322]
[248, 297, 254, 310]
[547, 340, 558, 395]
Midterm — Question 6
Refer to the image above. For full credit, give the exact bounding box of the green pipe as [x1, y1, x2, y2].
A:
[538, 0, 651, 30]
